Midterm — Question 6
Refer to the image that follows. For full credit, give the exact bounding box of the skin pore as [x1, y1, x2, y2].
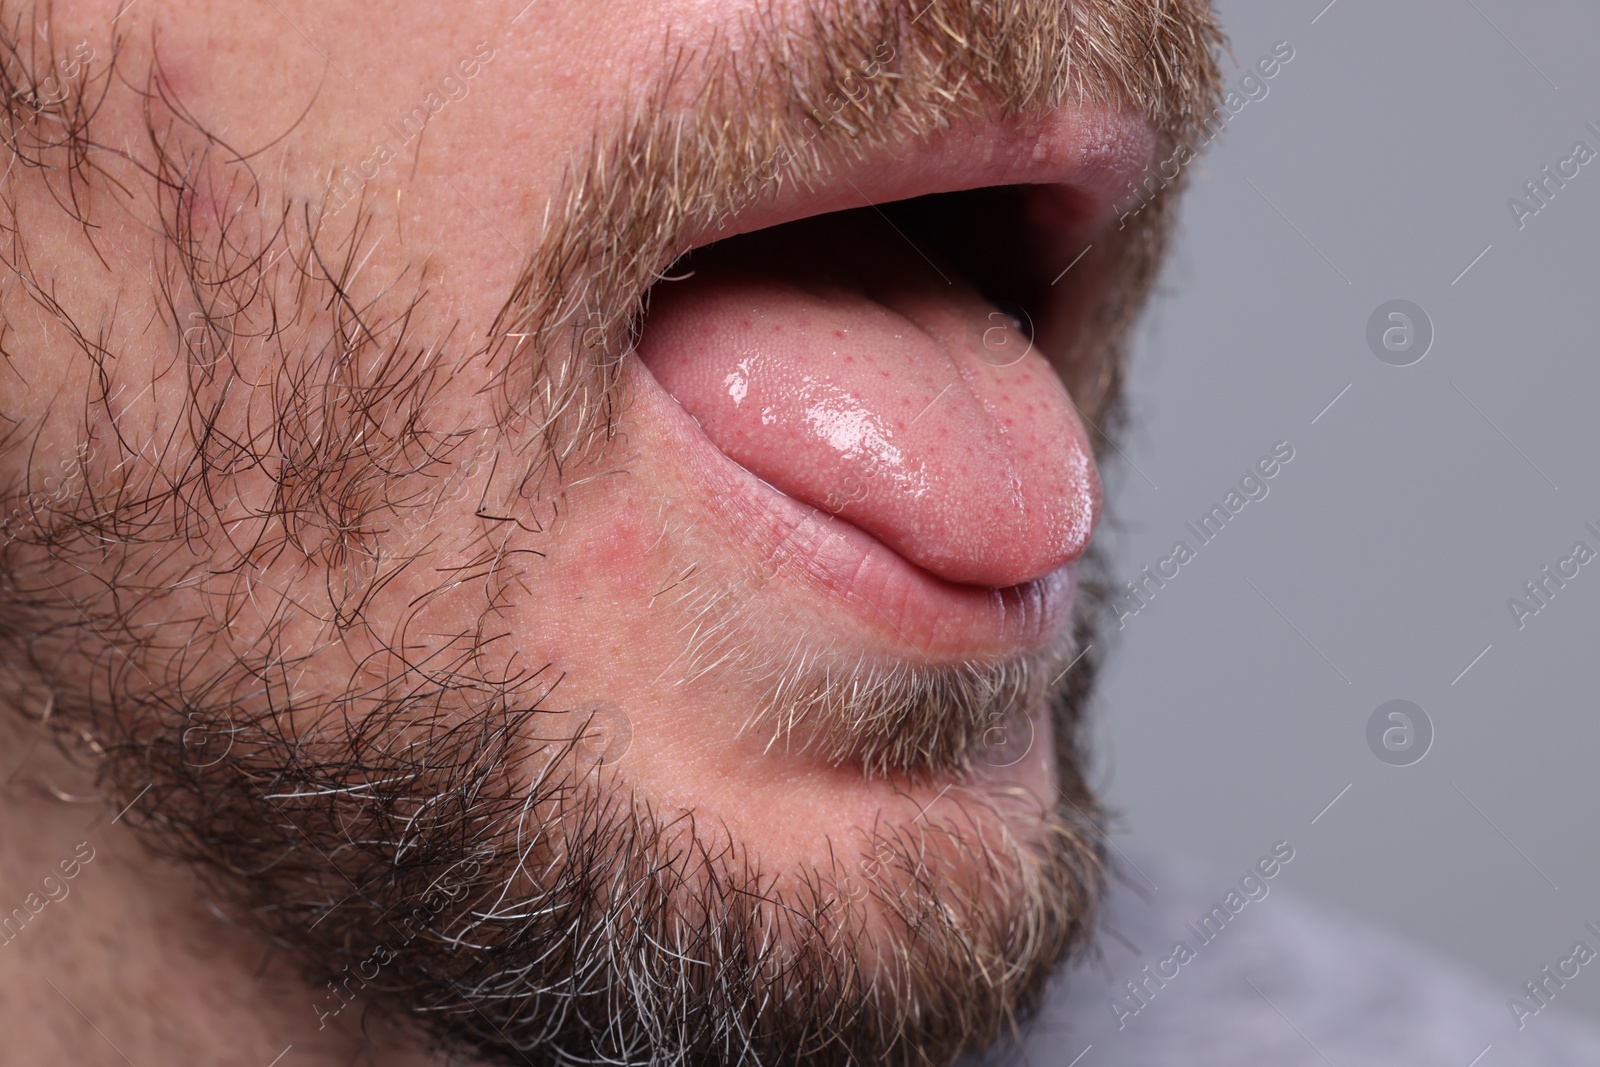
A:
[0, 1, 1221, 1063]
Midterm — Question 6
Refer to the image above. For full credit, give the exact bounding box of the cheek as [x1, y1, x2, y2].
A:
[552, 480, 659, 600]
[514, 470, 675, 673]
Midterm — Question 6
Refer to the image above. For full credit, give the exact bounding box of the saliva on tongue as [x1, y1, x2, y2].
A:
[634, 208, 1099, 590]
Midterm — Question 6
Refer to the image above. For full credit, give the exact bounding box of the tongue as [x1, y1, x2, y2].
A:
[634, 210, 1099, 589]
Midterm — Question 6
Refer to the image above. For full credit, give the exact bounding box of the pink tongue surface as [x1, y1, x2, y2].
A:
[635, 212, 1099, 589]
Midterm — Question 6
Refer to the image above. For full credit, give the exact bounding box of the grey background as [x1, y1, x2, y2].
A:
[1094, 0, 1600, 1024]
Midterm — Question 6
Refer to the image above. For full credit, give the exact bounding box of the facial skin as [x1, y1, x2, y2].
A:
[0, 1, 1221, 1063]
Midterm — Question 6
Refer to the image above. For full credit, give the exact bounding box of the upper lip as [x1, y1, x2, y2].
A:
[676, 105, 1156, 258]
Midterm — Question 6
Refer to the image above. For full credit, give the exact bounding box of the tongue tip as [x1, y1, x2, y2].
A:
[859, 448, 1100, 588]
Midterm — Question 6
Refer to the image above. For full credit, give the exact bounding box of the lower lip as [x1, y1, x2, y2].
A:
[628, 357, 1078, 659]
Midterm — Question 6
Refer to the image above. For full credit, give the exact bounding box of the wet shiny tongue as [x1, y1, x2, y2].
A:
[634, 212, 1098, 588]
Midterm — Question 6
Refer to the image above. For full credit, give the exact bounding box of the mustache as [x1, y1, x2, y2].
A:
[496, 0, 1224, 479]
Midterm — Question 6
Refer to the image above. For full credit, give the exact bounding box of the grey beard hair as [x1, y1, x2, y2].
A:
[750, 638, 1078, 779]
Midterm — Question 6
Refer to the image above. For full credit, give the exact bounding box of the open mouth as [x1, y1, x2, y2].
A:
[629, 114, 1149, 656]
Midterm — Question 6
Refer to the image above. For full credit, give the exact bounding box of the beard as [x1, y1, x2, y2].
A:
[116, 638, 1109, 1065]
[0, 0, 1220, 1062]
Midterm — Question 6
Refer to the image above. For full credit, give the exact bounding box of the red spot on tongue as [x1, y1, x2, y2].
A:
[635, 212, 1099, 589]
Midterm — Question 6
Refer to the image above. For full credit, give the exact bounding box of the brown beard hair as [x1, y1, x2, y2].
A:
[0, 0, 1222, 1062]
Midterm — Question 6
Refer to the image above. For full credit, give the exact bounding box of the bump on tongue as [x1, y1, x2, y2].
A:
[636, 211, 1099, 588]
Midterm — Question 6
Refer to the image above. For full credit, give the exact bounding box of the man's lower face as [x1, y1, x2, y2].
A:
[0, 0, 1219, 1062]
